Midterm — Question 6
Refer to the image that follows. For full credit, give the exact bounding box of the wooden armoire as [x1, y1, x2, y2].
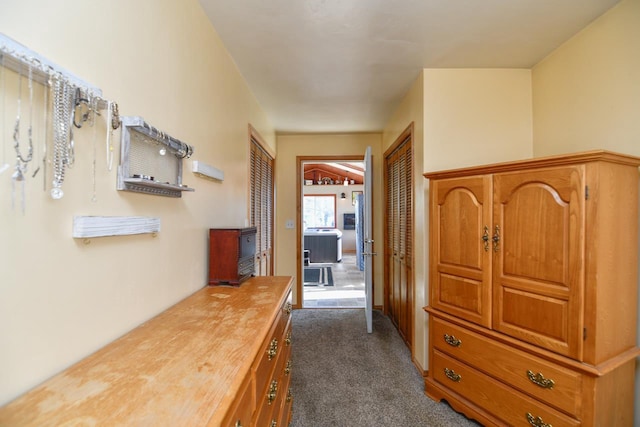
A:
[424, 150, 640, 426]
[385, 126, 414, 347]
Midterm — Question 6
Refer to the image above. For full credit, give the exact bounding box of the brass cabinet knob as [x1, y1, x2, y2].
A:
[482, 226, 490, 252]
[283, 302, 292, 316]
[267, 338, 278, 361]
[267, 380, 278, 405]
[492, 225, 500, 252]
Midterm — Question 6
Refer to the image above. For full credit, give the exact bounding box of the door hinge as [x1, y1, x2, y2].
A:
[583, 327, 587, 340]
[585, 186, 589, 200]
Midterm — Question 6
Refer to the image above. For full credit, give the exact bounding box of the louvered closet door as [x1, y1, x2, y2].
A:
[250, 139, 274, 277]
[385, 136, 413, 346]
[387, 152, 400, 330]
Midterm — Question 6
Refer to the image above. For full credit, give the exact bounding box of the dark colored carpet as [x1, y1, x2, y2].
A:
[303, 266, 334, 286]
[290, 309, 480, 427]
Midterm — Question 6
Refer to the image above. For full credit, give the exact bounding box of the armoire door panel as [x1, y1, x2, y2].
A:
[500, 287, 570, 348]
[493, 166, 584, 359]
[436, 274, 486, 322]
[437, 187, 486, 271]
[430, 176, 492, 327]
[500, 184, 570, 285]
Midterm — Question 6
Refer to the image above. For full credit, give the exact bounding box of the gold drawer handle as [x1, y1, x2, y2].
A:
[444, 367, 462, 382]
[527, 370, 555, 389]
[285, 360, 292, 375]
[526, 412, 552, 427]
[270, 421, 277, 427]
[286, 389, 293, 403]
[444, 334, 462, 347]
[268, 338, 278, 361]
[283, 302, 292, 316]
[285, 331, 292, 346]
[267, 380, 278, 405]
[234, 421, 242, 427]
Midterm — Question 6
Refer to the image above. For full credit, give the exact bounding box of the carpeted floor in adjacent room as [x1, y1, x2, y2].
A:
[290, 309, 480, 427]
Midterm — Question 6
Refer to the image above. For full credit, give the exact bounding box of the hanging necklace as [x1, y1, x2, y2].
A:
[12, 64, 34, 213]
[0, 53, 9, 175]
[90, 92, 98, 202]
[105, 101, 114, 171]
[51, 72, 73, 199]
[28, 62, 40, 179]
[41, 70, 50, 191]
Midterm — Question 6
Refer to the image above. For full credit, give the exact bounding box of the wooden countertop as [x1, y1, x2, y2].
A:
[0, 276, 293, 426]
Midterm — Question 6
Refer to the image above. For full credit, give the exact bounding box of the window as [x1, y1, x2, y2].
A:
[303, 195, 336, 228]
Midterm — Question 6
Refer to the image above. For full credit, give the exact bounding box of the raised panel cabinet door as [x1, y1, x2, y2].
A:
[429, 175, 492, 327]
[492, 166, 585, 360]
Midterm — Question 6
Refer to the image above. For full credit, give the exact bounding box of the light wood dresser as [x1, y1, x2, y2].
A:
[423, 150, 640, 426]
[0, 276, 294, 427]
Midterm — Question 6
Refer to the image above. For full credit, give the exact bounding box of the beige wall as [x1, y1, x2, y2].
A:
[382, 69, 533, 372]
[275, 134, 383, 307]
[0, 0, 274, 405]
[532, 0, 640, 158]
[423, 69, 534, 172]
[531, 0, 640, 422]
[382, 73, 426, 367]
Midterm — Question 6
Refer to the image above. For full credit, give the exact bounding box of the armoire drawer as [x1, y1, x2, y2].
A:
[432, 350, 580, 427]
[432, 316, 582, 417]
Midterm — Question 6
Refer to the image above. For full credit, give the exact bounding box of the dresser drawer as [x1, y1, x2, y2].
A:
[279, 296, 293, 334]
[432, 316, 582, 416]
[219, 373, 253, 427]
[254, 306, 291, 427]
[432, 350, 580, 427]
[255, 343, 290, 427]
[254, 307, 286, 399]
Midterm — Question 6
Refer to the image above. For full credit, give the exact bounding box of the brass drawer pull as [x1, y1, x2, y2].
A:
[283, 302, 292, 316]
[444, 334, 462, 347]
[526, 412, 552, 427]
[234, 421, 242, 427]
[444, 367, 462, 382]
[286, 389, 293, 403]
[270, 421, 277, 427]
[285, 360, 292, 375]
[285, 331, 292, 346]
[267, 338, 278, 361]
[527, 370, 555, 389]
[267, 380, 278, 405]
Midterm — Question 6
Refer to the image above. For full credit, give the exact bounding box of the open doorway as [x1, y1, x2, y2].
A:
[298, 158, 365, 308]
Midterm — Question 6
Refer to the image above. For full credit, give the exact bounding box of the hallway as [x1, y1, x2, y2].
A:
[303, 254, 365, 308]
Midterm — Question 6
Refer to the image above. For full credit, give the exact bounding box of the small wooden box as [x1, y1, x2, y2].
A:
[208, 227, 256, 286]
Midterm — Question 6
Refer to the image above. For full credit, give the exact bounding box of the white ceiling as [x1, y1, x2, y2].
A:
[198, 0, 619, 134]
